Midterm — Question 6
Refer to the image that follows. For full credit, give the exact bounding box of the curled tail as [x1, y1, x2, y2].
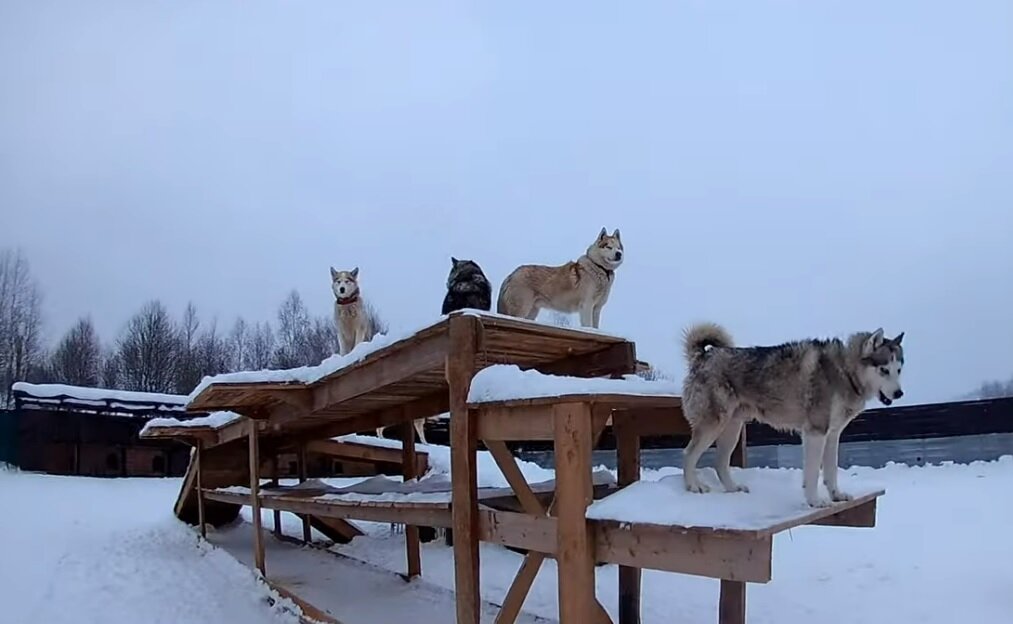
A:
[682, 322, 733, 367]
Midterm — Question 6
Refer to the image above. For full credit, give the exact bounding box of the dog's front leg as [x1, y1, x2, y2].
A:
[822, 427, 851, 502]
[802, 430, 831, 507]
[578, 302, 594, 327]
[591, 304, 603, 329]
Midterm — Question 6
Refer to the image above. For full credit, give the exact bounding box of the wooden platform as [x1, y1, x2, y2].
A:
[144, 312, 883, 624]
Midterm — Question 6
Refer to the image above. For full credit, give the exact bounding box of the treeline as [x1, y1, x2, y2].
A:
[0, 247, 385, 406]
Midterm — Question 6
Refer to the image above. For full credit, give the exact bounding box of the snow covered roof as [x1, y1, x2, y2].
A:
[140, 411, 244, 437]
[12, 382, 189, 417]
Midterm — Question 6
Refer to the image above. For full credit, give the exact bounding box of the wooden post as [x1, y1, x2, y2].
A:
[615, 418, 641, 624]
[720, 425, 748, 624]
[448, 315, 480, 624]
[248, 420, 266, 576]
[402, 418, 422, 580]
[196, 441, 207, 539]
[298, 445, 311, 544]
[271, 454, 282, 538]
[496, 552, 545, 624]
[553, 402, 595, 624]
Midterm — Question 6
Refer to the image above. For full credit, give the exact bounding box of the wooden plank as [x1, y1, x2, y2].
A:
[402, 419, 422, 581]
[755, 490, 884, 535]
[298, 445, 311, 543]
[476, 405, 554, 441]
[311, 330, 449, 412]
[448, 314, 481, 624]
[196, 442, 207, 539]
[533, 341, 636, 378]
[618, 406, 690, 438]
[719, 579, 746, 624]
[249, 421, 266, 575]
[484, 440, 546, 516]
[264, 578, 344, 624]
[272, 454, 282, 538]
[553, 401, 596, 624]
[614, 420, 641, 624]
[304, 439, 429, 468]
[477, 510, 558, 554]
[204, 490, 454, 528]
[308, 516, 363, 544]
[593, 522, 773, 583]
[495, 552, 545, 624]
[293, 391, 449, 446]
[809, 497, 878, 528]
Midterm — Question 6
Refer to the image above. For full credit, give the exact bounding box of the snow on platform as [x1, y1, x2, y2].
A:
[586, 468, 884, 531]
[187, 309, 628, 402]
[467, 364, 679, 404]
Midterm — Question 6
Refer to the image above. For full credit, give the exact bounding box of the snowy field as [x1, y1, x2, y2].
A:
[1, 456, 1011, 624]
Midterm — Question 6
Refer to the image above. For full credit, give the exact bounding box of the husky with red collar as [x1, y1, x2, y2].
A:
[331, 266, 380, 356]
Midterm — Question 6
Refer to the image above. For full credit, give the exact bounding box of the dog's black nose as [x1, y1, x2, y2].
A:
[339, 287, 345, 294]
[893, 390, 904, 400]
[614, 251, 623, 260]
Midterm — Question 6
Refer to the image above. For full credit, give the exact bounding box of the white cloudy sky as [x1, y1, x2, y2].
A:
[1, 1, 1011, 404]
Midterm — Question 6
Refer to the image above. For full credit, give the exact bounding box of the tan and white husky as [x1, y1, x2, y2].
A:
[331, 266, 380, 356]
[497, 227, 624, 329]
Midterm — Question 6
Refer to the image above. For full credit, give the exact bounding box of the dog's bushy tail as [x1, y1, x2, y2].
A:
[682, 322, 733, 367]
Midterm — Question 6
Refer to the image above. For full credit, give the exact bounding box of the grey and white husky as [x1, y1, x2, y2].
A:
[680, 322, 905, 507]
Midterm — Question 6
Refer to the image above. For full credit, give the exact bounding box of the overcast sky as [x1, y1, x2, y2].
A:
[1, 1, 1011, 404]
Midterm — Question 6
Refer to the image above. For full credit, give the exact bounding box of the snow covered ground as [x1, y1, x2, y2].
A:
[1, 457, 1011, 623]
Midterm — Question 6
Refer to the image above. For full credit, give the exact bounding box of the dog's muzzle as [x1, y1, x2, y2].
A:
[878, 391, 893, 406]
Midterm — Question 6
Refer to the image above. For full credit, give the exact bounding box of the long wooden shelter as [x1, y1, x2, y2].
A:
[145, 310, 883, 624]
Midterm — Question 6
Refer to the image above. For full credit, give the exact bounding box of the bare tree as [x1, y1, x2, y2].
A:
[117, 300, 178, 393]
[101, 347, 120, 389]
[173, 301, 202, 393]
[196, 318, 231, 383]
[229, 317, 249, 371]
[274, 290, 311, 367]
[49, 316, 102, 386]
[305, 316, 340, 364]
[248, 321, 275, 370]
[0, 249, 45, 406]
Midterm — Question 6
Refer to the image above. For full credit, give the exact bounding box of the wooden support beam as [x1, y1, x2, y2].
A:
[196, 442, 207, 539]
[615, 421, 641, 624]
[298, 445, 311, 543]
[553, 401, 595, 624]
[719, 580, 746, 624]
[448, 315, 481, 624]
[272, 454, 282, 538]
[249, 420, 266, 575]
[402, 418, 422, 581]
[723, 425, 748, 623]
[484, 440, 546, 516]
[495, 552, 545, 624]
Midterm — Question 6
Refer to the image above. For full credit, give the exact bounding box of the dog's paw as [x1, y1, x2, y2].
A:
[828, 489, 853, 502]
[685, 482, 711, 494]
[806, 496, 833, 508]
[725, 483, 750, 494]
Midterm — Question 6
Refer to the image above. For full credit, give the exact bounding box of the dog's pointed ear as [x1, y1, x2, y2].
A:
[598, 227, 607, 240]
[451, 256, 459, 266]
[330, 266, 338, 280]
[613, 228, 621, 241]
[892, 331, 904, 345]
[862, 328, 884, 356]
[350, 267, 359, 279]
